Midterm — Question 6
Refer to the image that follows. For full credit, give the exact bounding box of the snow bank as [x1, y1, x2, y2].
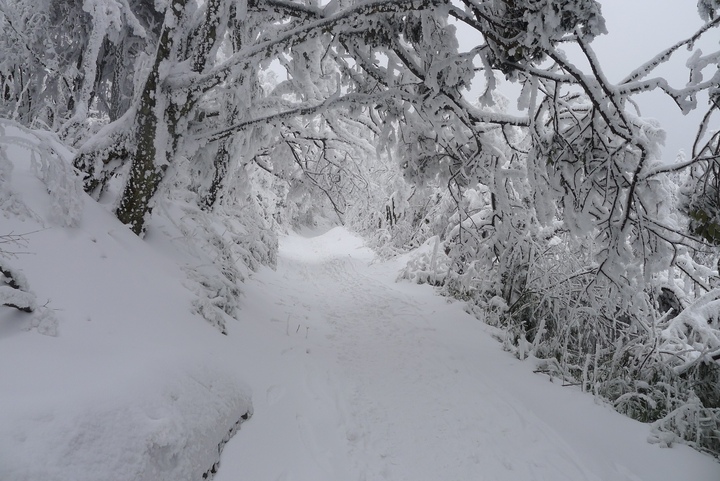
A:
[0, 121, 252, 481]
[0, 362, 251, 481]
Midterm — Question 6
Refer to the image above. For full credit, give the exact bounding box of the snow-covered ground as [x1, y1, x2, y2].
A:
[216, 227, 720, 481]
[1, 122, 719, 480]
[0, 122, 252, 481]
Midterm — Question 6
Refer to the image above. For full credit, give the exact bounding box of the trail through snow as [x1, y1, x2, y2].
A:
[215, 227, 720, 481]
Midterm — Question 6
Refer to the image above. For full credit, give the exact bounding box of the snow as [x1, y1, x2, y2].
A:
[215, 227, 720, 481]
[0, 126, 251, 481]
[1, 124, 719, 480]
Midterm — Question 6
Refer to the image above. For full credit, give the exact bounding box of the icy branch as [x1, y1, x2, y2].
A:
[167, 0, 445, 92]
[620, 16, 720, 85]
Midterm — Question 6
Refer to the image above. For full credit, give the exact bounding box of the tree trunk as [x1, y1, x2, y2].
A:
[115, 0, 187, 235]
[202, 141, 231, 210]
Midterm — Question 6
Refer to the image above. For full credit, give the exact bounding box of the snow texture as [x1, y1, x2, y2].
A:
[0, 122, 251, 481]
[215, 227, 720, 481]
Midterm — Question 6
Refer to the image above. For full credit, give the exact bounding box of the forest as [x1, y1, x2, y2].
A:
[1, 0, 720, 462]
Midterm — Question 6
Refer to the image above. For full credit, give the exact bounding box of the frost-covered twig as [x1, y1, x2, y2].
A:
[621, 16, 720, 85]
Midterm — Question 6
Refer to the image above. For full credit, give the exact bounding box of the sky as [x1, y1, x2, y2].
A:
[592, 0, 715, 161]
[458, 0, 717, 163]
[593, 0, 706, 82]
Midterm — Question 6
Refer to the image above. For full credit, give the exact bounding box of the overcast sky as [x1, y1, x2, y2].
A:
[594, 0, 714, 161]
[593, 0, 705, 82]
[458, 0, 717, 163]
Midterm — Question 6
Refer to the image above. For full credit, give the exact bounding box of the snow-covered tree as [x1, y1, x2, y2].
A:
[0, 0, 162, 133]
[64, 0, 444, 235]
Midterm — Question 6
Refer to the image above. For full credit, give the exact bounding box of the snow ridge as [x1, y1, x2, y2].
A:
[0, 121, 253, 481]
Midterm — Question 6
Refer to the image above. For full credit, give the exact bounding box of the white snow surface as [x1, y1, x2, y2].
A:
[215, 228, 720, 481]
[0, 125, 250, 481]
[1, 124, 719, 480]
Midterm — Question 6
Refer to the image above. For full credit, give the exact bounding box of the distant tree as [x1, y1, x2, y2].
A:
[0, 0, 162, 132]
[680, 106, 720, 244]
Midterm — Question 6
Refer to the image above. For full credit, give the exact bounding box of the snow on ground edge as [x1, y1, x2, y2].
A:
[0, 121, 253, 481]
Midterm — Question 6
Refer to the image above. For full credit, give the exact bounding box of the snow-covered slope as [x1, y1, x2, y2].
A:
[1, 121, 719, 481]
[0, 122, 251, 481]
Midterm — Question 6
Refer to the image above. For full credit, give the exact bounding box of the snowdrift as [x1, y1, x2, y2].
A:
[0, 120, 251, 481]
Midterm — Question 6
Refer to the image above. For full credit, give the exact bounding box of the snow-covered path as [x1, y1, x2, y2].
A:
[2, 124, 718, 481]
[216, 227, 719, 481]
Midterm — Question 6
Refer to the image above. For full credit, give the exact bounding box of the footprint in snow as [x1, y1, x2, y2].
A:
[266, 385, 286, 406]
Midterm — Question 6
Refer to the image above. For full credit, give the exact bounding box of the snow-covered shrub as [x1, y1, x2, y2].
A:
[347, 169, 455, 259]
[0, 245, 59, 336]
[661, 289, 720, 373]
[184, 263, 242, 335]
[516, 253, 720, 455]
[26, 130, 84, 227]
[650, 397, 720, 456]
[398, 236, 451, 287]
[632, 289, 720, 453]
[0, 259, 36, 313]
[0, 120, 83, 226]
[0, 121, 76, 337]
[0, 144, 36, 221]
[155, 155, 278, 334]
[1, 122, 82, 222]
[360, 190, 451, 258]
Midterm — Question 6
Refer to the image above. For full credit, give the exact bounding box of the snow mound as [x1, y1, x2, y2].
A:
[0, 120, 252, 481]
[1, 363, 251, 481]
